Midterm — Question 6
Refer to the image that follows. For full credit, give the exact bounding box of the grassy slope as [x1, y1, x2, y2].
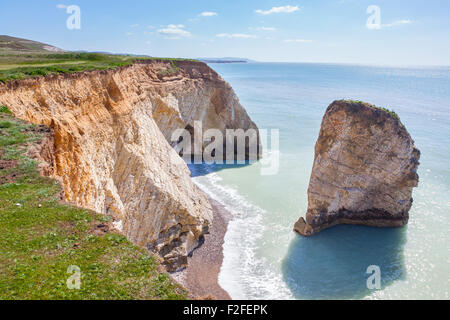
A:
[0, 35, 63, 52]
[0, 106, 187, 300]
[0, 51, 196, 83]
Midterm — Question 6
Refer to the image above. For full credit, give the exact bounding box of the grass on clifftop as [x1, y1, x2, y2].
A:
[0, 52, 196, 83]
[0, 106, 187, 300]
[344, 99, 401, 121]
[158, 60, 181, 77]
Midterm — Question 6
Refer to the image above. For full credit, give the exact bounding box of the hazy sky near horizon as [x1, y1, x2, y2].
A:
[1, 0, 450, 66]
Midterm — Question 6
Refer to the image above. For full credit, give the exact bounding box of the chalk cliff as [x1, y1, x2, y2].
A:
[295, 100, 420, 236]
[0, 60, 258, 271]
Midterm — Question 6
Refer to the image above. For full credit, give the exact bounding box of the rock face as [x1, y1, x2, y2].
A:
[0, 60, 258, 271]
[295, 100, 420, 236]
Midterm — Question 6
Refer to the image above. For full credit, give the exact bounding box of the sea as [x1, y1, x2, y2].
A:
[188, 62, 450, 300]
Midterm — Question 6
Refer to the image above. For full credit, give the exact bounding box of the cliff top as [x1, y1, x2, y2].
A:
[0, 50, 200, 84]
[0, 36, 215, 89]
[329, 99, 406, 130]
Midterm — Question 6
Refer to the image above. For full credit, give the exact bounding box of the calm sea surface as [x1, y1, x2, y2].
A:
[189, 62, 450, 300]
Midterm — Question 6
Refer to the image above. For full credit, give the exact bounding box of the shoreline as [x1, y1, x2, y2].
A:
[171, 196, 232, 300]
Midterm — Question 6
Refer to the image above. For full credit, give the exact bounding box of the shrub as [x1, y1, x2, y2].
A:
[0, 106, 12, 114]
[0, 121, 12, 128]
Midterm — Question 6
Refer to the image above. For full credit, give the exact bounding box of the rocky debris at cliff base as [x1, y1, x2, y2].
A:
[295, 100, 421, 236]
[171, 196, 232, 300]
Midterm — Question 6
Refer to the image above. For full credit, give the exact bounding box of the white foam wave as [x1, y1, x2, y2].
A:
[192, 167, 294, 300]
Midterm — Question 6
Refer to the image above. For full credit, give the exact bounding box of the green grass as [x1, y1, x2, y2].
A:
[379, 107, 401, 120]
[0, 111, 188, 300]
[0, 52, 138, 83]
[344, 99, 401, 121]
[158, 60, 181, 77]
[0, 106, 12, 114]
[0, 52, 197, 83]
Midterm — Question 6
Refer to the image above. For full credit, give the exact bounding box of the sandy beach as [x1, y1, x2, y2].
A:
[172, 196, 232, 300]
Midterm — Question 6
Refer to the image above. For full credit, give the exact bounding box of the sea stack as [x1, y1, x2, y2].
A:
[295, 100, 421, 236]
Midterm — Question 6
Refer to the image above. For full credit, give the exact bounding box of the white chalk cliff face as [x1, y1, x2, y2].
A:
[0, 60, 258, 271]
[295, 100, 421, 236]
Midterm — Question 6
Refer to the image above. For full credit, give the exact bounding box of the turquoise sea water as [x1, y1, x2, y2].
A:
[190, 62, 450, 300]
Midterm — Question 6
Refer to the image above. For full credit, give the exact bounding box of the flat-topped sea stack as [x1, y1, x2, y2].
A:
[295, 100, 421, 236]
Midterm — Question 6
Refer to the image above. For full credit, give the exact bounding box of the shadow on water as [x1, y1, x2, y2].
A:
[188, 161, 253, 177]
[282, 225, 407, 300]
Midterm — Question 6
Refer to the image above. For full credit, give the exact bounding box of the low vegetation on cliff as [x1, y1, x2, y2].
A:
[344, 99, 401, 121]
[0, 52, 197, 83]
[0, 106, 187, 300]
[157, 60, 181, 77]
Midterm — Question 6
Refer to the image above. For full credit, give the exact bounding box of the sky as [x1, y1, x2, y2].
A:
[1, 0, 450, 66]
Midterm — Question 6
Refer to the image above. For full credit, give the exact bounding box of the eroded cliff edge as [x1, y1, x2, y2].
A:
[295, 100, 420, 236]
[0, 60, 258, 271]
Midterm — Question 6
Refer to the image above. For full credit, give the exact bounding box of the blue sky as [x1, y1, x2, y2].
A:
[1, 0, 450, 66]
